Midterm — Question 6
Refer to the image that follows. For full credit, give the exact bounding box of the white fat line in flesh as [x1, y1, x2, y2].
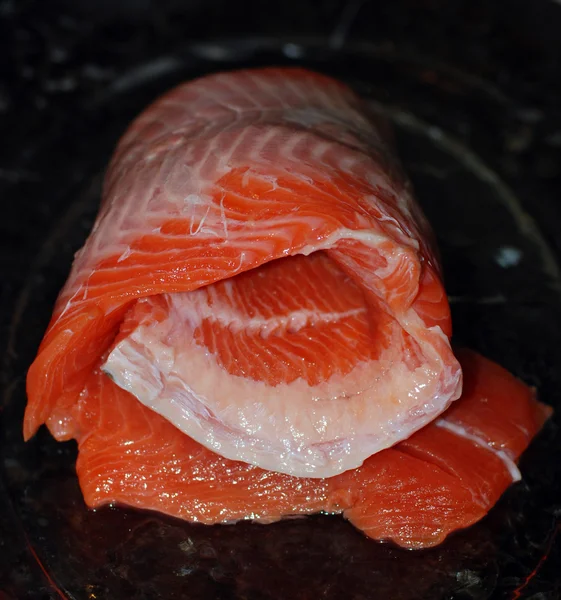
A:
[218, 194, 228, 238]
[183, 294, 367, 337]
[285, 107, 333, 128]
[299, 229, 389, 256]
[167, 223, 394, 251]
[435, 419, 521, 482]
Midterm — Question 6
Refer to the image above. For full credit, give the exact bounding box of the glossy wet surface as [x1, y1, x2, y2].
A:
[2, 3, 561, 598]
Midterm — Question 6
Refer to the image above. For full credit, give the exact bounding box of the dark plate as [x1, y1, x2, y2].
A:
[2, 4, 561, 599]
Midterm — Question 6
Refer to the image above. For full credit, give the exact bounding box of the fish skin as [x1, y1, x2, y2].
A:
[25, 68, 460, 478]
[73, 349, 551, 549]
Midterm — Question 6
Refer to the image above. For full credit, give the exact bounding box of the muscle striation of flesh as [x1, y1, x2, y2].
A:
[25, 67, 462, 477]
[73, 349, 551, 549]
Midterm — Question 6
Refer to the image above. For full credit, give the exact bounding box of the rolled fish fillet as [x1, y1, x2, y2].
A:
[25, 67, 463, 479]
[25, 68, 553, 549]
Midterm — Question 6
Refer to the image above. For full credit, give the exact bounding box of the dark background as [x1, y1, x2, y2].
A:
[1, 0, 561, 300]
[1, 1, 560, 598]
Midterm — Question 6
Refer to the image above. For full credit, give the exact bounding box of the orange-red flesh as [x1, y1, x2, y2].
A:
[24, 69, 457, 463]
[21, 68, 551, 547]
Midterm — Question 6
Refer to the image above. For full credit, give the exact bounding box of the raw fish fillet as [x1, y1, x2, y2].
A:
[24, 68, 552, 547]
[25, 67, 462, 478]
[72, 349, 550, 549]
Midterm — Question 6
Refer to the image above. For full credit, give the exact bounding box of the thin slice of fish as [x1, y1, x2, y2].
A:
[74, 349, 551, 549]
